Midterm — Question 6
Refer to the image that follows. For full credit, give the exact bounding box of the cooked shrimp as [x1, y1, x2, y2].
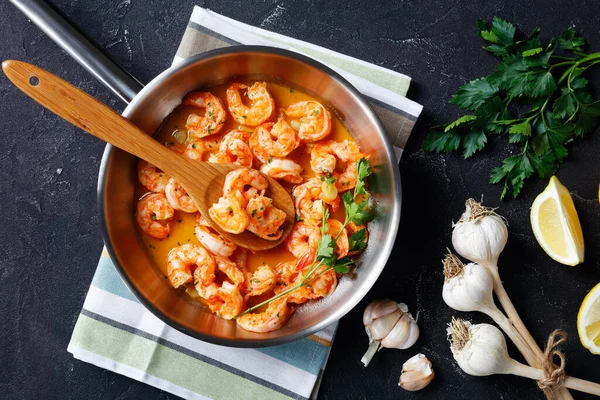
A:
[208, 195, 249, 234]
[273, 259, 337, 304]
[208, 130, 253, 167]
[206, 281, 244, 320]
[226, 82, 275, 126]
[246, 196, 286, 241]
[136, 193, 174, 239]
[184, 138, 211, 161]
[167, 244, 214, 289]
[286, 222, 320, 258]
[223, 168, 268, 206]
[165, 178, 197, 213]
[214, 255, 245, 287]
[183, 92, 227, 138]
[236, 297, 293, 333]
[137, 160, 170, 193]
[249, 119, 299, 163]
[283, 101, 331, 142]
[195, 225, 237, 257]
[195, 212, 237, 257]
[325, 219, 349, 258]
[310, 140, 367, 191]
[346, 221, 368, 256]
[292, 178, 339, 225]
[274, 260, 311, 304]
[260, 157, 303, 184]
[246, 265, 276, 299]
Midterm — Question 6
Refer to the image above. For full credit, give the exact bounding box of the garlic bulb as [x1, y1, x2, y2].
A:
[442, 253, 495, 313]
[399, 353, 434, 391]
[452, 199, 508, 266]
[448, 318, 539, 378]
[361, 299, 420, 366]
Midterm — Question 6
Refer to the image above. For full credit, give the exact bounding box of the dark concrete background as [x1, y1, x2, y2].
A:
[1, 0, 599, 399]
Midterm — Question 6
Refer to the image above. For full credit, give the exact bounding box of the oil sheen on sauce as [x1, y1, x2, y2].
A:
[134, 81, 354, 289]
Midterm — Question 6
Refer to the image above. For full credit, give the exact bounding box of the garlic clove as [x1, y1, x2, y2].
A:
[363, 299, 400, 326]
[398, 318, 420, 349]
[369, 309, 401, 340]
[399, 353, 434, 391]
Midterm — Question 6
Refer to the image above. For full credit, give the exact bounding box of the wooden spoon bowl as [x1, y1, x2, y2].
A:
[2, 60, 294, 251]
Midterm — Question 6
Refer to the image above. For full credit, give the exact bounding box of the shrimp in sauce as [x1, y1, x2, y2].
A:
[137, 160, 170, 193]
[283, 101, 331, 142]
[249, 118, 299, 163]
[226, 82, 275, 126]
[165, 178, 197, 213]
[183, 92, 227, 138]
[260, 157, 303, 184]
[136, 193, 174, 239]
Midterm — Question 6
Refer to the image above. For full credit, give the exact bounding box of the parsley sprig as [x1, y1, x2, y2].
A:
[234, 158, 373, 318]
[424, 17, 600, 199]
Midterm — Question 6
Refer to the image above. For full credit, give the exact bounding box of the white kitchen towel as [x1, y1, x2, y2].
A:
[68, 6, 423, 400]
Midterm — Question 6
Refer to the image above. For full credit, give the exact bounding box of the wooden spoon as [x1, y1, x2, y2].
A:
[2, 60, 295, 251]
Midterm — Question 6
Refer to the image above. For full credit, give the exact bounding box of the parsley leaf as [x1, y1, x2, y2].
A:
[354, 158, 372, 197]
[316, 233, 336, 266]
[462, 130, 487, 159]
[333, 257, 354, 274]
[559, 27, 585, 52]
[343, 192, 372, 225]
[445, 115, 478, 132]
[424, 17, 600, 199]
[349, 228, 367, 252]
[449, 78, 499, 111]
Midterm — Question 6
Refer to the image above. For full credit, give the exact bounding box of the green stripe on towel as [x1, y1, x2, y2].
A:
[71, 315, 295, 400]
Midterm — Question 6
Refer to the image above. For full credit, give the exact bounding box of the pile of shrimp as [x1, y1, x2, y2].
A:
[134, 81, 370, 333]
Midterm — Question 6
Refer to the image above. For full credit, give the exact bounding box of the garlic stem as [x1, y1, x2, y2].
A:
[485, 263, 574, 400]
[361, 341, 380, 367]
[507, 360, 600, 396]
[507, 359, 545, 380]
[484, 305, 538, 367]
[563, 377, 600, 397]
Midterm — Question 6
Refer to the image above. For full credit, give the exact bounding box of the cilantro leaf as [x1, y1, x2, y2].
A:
[349, 229, 367, 252]
[449, 78, 499, 111]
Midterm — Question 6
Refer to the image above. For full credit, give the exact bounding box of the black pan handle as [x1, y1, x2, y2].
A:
[9, 0, 144, 104]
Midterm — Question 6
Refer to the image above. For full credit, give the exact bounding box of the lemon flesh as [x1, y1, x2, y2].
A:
[578, 283, 600, 354]
[530, 176, 584, 266]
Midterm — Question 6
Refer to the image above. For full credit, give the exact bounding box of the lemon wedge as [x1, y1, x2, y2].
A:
[578, 283, 600, 354]
[530, 176, 584, 266]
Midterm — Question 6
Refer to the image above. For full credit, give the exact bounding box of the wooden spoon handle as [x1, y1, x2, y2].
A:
[1, 60, 202, 180]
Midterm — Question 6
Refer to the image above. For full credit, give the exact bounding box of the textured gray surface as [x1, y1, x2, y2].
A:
[0, 0, 599, 399]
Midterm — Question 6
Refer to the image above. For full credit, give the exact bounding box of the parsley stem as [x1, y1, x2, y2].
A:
[233, 260, 324, 318]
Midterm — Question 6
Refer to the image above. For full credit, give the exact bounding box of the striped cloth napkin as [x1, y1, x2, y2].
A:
[68, 6, 423, 400]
